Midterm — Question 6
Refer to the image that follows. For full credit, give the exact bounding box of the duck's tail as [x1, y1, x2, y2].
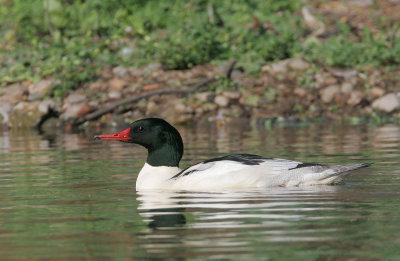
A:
[318, 162, 373, 185]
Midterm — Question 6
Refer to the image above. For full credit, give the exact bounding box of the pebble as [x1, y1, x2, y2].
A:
[76, 104, 92, 118]
[287, 58, 311, 71]
[347, 91, 363, 106]
[1, 83, 27, 104]
[88, 81, 103, 90]
[120, 46, 134, 57]
[9, 101, 55, 128]
[261, 60, 289, 75]
[341, 82, 353, 94]
[174, 102, 193, 113]
[108, 91, 122, 100]
[214, 95, 230, 107]
[124, 26, 133, 34]
[372, 93, 400, 113]
[222, 90, 241, 100]
[38, 100, 56, 114]
[315, 73, 337, 86]
[194, 92, 215, 102]
[28, 79, 52, 100]
[320, 85, 339, 103]
[112, 67, 129, 77]
[294, 88, 307, 97]
[261, 58, 311, 75]
[330, 69, 358, 79]
[64, 92, 86, 104]
[61, 103, 91, 120]
[109, 78, 127, 90]
[369, 87, 385, 97]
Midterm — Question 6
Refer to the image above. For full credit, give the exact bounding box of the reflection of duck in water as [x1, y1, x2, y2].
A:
[137, 190, 186, 229]
[137, 186, 341, 231]
[95, 118, 372, 191]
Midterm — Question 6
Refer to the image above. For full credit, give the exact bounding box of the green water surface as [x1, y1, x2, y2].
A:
[0, 122, 399, 260]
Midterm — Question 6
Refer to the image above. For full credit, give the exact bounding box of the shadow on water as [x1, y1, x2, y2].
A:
[0, 121, 399, 260]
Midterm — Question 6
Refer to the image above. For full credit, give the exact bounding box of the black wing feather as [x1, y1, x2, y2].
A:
[203, 154, 272, 165]
[171, 154, 272, 180]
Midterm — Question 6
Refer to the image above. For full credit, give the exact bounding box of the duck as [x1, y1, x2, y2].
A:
[94, 118, 372, 191]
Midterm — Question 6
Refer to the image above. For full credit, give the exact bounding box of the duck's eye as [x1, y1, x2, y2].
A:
[136, 126, 145, 133]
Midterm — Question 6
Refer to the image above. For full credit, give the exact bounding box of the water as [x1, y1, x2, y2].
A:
[0, 122, 399, 260]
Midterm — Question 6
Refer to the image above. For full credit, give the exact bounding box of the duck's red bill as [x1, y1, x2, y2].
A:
[94, 127, 132, 141]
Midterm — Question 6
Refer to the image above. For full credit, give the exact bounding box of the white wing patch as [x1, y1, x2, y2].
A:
[174, 157, 304, 179]
[258, 158, 302, 175]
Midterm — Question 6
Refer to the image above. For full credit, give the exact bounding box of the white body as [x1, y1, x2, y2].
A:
[136, 159, 368, 191]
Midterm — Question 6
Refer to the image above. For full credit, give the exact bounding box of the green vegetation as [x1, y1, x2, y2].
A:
[0, 0, 399, 97]
[307, 27, 400, 68]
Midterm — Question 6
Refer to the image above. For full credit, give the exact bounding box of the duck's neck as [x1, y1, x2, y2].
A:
[146, 143, 182, 167]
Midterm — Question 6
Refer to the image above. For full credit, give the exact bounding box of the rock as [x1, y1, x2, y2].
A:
[261, 60, 289, 75]
[369, 87, 385, 97]
[324, 76, 338, 86]
[174, 102, 193, 113]
[315, 73, 337, 86]
[294, 88, 307, 97]
[214, 95, 230, 107]
[230, 105, 245, 117]
[261, 58, 311, 75]
[231, 69, 243, 79]
[334, 93, 345, 104]
[301, 7, 326, 36]
[28, 79, 52, 100]
[287, 58, 311, 71]
[2, 83, 25, 96]
[9, 100, 55, 128]
[146, 100, 158, 113]
[124, 26, 133, 34]
[109, 78, 127, 90]
[108, 91, 121, 100]
[64, 92, 86, 104]
[239, 94, 260, 106]
[372, 93, 400, 113]
[194, 92, 215, 102]
[76, 104, 92, 118]
[347, 91, 364, 106]
[62, 91, 91, 121]
[0, 102, 12, 124]
[330, 69, 358, 79]
[88, 81, 103, 90]
[349, 0, 373, 7]
[320, 85, 339, 103]
[112, 67, 129, 77]
[145, 97, 193, 124]
[222, 90, 241, 100]
[89, 100, 99, 108]
[120, 46, 134, 57]
[39, 100, 56, 114]
[202, 102, 218, 112]
[341, 82, 353, 94]
[0, 83, 27, 104]
[61, 103, 92, 120]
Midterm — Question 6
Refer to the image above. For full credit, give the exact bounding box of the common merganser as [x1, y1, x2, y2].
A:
[95, 118, 372, 191]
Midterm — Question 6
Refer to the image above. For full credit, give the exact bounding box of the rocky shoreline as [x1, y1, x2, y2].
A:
[1, 58, 399, 129]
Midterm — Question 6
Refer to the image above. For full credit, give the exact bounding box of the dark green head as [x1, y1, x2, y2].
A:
[95, 118, 184, 167]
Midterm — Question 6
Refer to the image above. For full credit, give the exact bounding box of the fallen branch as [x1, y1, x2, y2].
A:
[72, 59, 236, 126]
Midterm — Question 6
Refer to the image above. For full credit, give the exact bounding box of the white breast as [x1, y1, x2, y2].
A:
[136, 163, 181, 190]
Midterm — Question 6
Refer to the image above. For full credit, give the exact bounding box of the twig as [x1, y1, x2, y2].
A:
[71, 59, 236, 126]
